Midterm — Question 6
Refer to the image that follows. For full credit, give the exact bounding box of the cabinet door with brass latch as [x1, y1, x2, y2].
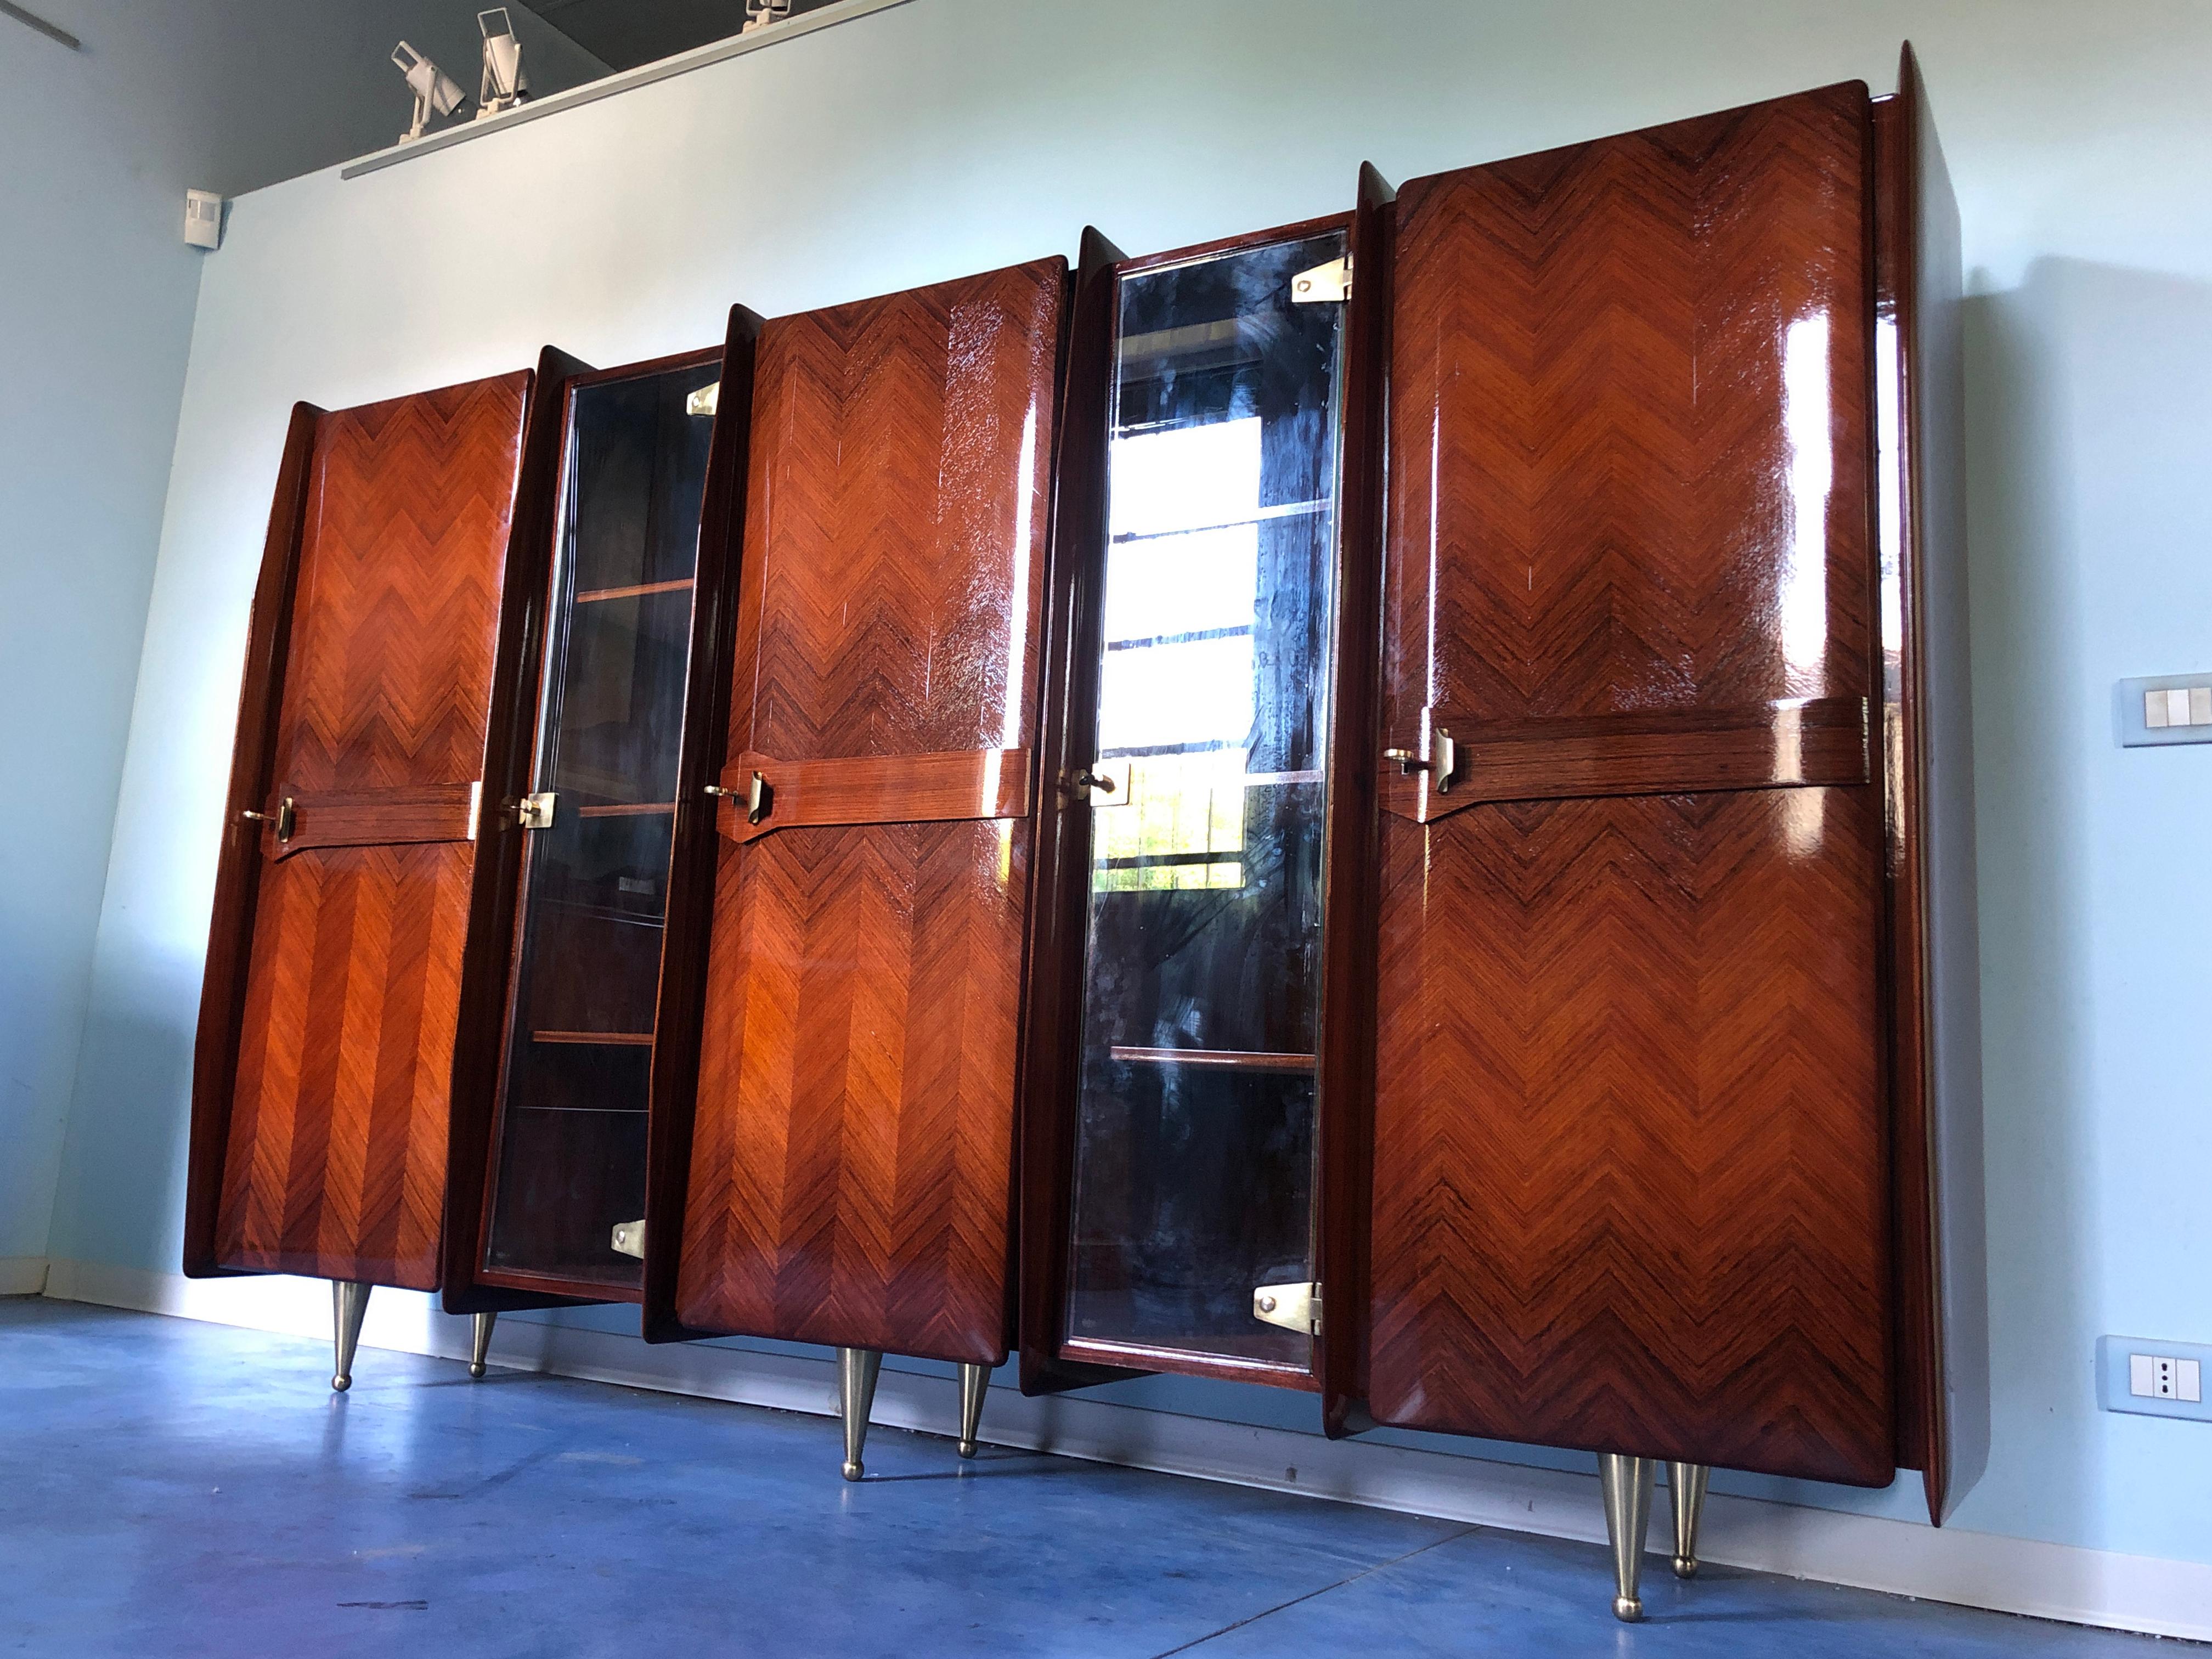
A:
[185, 371, 532, 1296]
[650, 259, 1068, 1377]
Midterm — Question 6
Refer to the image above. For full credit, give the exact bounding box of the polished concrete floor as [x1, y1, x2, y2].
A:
[0, 1298, 2173, 1658]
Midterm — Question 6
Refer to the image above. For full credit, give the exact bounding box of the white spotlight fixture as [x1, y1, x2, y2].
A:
[475, 9, 530, 120]
[391, 41, 467, 144]
[741, 0, 794, 34]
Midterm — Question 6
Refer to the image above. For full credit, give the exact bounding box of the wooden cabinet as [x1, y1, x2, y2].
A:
[185, 373, 532, 1359]
[645, 261, 1067, 1473]
[1020, 48, 1971, 1620]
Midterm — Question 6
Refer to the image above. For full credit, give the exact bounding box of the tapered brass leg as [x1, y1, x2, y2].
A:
[838, 1347, 883, 1481]
[956, 1362, 988, 1459]
[330, 1280, 370, 1393]
[1599, 1452, 1655, 1622]
[470, 1312, 496, 1380]
[1668, 1461, 1709, 1579]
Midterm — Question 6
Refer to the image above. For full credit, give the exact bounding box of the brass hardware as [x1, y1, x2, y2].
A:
[466, 780, 483, 842]
[957, 1362, 988, 1459]
[1290, 255, 1352, 303]
[745, 770, 772, 825]
[839, 1347, 883, 1481]
[1384, 728, 1458, 791]
[610, 1219, 646, 1260]
[242, 797, 296, 841]
[469, 1311, 496, 1379]
[1252, 1280, 1322, 1336]
[1600, 1453, 1656, 1622]
[702, 783, 731, 798]
[330, 1279, 370, 1393]
[515, 791, 556, 830]
[1668, 1462, 1709, 1579]
[685, 382, 719, 418]
[1066, 757, 1130, 806]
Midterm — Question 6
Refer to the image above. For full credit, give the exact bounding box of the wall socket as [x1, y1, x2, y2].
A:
[2098, 1336, 2212, 1421]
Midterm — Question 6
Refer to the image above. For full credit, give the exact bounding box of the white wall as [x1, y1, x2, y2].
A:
[36, 0, 2212, 1596]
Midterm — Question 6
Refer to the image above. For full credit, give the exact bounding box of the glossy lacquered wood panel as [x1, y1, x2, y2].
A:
[643, 307, 763, 1343]
[1378, 697, 1869, 821]
[1367, 83, 1894, 1484]
[1369, 789, 1892, 1482]
[1316, 163, 1396, 1435]
[718, 746, 1030, 844]
[674, 259, 1065, 1365]
[1877, 42, 1979, 1523]
[1012, 229, 1149, 1396]
[206, 373, 529, 1288]
[185, 401, 321, 1279]
[444, 346, 597, 1316]
[263, 781, 477, 858]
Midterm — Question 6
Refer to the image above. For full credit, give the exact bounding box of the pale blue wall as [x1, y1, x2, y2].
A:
[37, 0, 2212, 1570]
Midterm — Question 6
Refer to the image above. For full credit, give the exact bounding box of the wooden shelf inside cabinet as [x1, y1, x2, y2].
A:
[533, 1030, 656, 1046]
[574, 579, 695, 604]
[1107, 1047, 1318, 1074]
[577, 802, 678, 818]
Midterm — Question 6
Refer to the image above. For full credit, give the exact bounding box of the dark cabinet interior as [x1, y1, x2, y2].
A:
[480, 352, 720, 1297]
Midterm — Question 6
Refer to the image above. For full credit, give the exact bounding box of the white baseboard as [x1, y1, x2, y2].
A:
[1, 1256, 50, 1296]
[38, 1258, 2212, 1643]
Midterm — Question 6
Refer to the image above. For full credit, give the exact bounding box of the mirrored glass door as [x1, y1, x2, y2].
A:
[1062, 228, 1349, 1378]
[481, 353, 719, 1293]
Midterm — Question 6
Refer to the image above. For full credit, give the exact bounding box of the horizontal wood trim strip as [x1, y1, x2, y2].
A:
[716, 747, 1031, 844]
[1381, 698, 1869, 822]
[532, 1030, 655, 1046]
[1057, 1336, 1320, 1392]
[265, 782, 478, 859]
[1107, 1046, 1318, 1074]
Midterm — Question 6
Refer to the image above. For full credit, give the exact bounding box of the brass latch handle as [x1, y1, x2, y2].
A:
[745, 770, 771, 825]
[241, 798, 296, 841]
[1068, 769, 1117, 795]
[1384, 729, 1458, 793]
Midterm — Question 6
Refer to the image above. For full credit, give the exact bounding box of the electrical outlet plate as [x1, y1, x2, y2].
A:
[2115, 673, 2212, 747]
[2097, 1336, 2212, 1421]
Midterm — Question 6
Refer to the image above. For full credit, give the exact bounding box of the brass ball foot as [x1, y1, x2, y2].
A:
[1672, 1555, 1699, 1580]
[331, 1375, 351, 1393]
[1612, 1595, 1643, 1623]
[469, 1361, 487, 1379]
[957, 1438, 978, 1459]
[841, 1460, 864, 1482]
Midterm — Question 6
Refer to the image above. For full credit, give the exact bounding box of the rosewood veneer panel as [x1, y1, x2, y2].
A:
[207, 374, 529, 1288]
[675, 260, 1065, 1365]
[1368, 84, 1894, 1483]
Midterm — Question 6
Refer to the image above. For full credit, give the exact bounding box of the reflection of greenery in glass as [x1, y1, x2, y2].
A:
[1093, 749, 1246, 891]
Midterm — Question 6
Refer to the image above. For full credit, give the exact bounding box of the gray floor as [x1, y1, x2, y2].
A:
[0, 1298, 2178, 1657]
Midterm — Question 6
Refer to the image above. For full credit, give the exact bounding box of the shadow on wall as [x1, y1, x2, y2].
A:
[46, 956, 198, 1276]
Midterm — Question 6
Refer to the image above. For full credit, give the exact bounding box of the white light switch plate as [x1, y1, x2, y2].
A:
[2100, 1336, 2212, 1420]
[2117, 674, 2212, 746]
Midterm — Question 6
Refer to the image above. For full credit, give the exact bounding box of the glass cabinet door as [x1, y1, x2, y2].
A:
[1062, 228, 1349, 1378]
[481, 354, 719, 1293]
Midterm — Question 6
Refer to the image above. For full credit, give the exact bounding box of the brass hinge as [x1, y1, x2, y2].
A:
[686, 382, 719, 418]
[1252, 1280, 1322, 1336]
[610, 1219, 645, 1259]
[1291, 256, 1351, 304]
[515, 791, 556, 830]
[1383, 726, 1458, 793]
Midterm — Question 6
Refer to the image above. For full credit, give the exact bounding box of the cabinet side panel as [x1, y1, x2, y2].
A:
[1368, 83, 1895, 1484]
[185, 404, 321, 1278]
[1881, 42, 1987, 1522]
[211, 373, 529, 1289]
[675, 262, 1065, 1365]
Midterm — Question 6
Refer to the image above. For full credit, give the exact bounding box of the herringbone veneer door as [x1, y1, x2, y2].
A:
[675, 261, 1066, 1366]
[1368, 84, 1895, 1484]
[209, 375, 530, 1288]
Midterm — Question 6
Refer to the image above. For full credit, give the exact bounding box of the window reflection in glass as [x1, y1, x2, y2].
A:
[1063, 230, 1347, 1373]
